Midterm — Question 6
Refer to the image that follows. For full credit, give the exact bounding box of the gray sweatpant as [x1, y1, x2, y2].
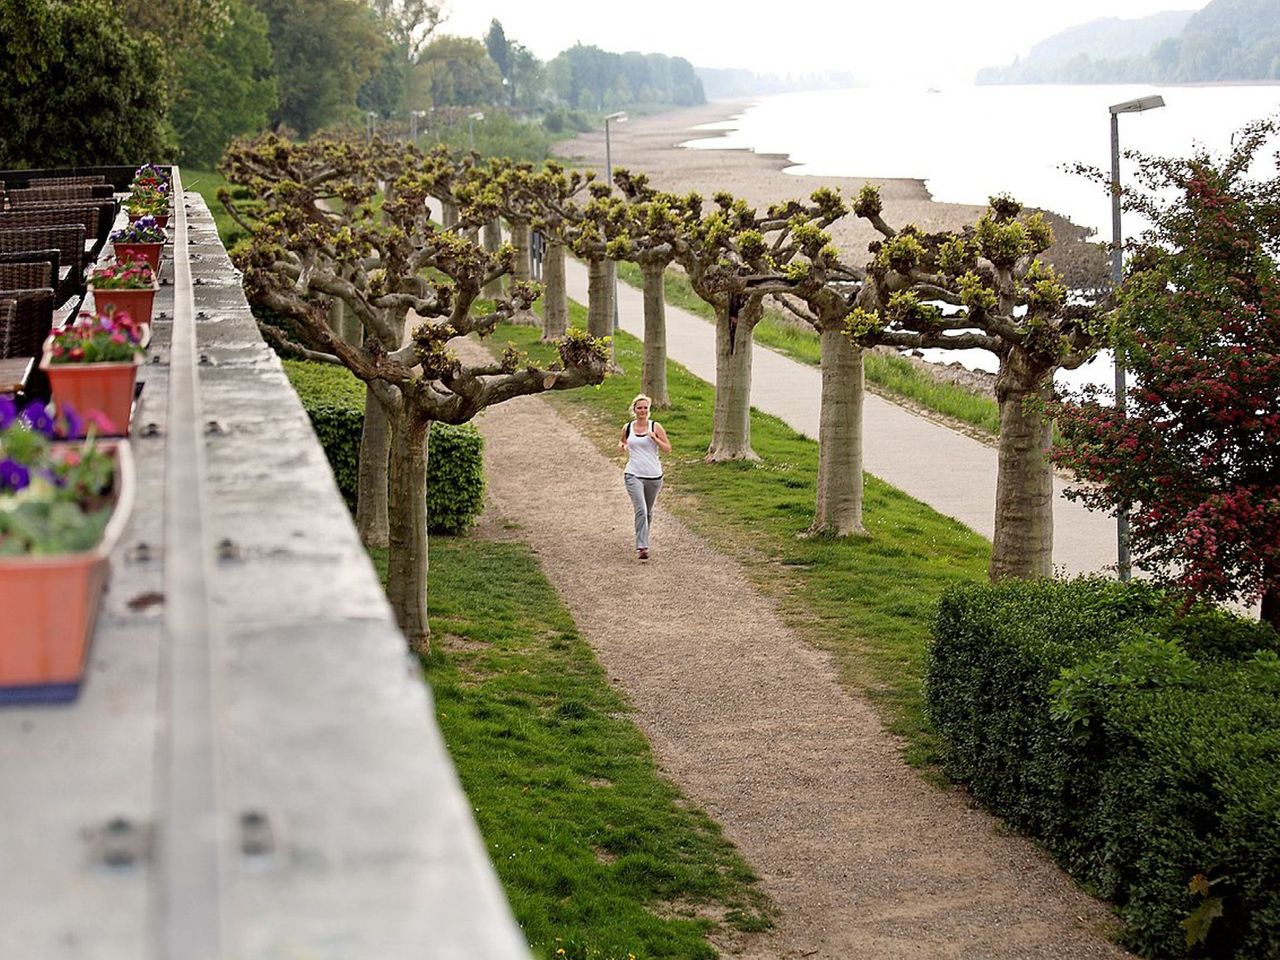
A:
[624, 473, 663, 550]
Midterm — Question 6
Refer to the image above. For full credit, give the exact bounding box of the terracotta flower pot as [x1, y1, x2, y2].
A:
[89, 284, 156, 326]
[0, 442, 135, 704]
[41, 345, 145, 438]
[112, 241, 163, 271]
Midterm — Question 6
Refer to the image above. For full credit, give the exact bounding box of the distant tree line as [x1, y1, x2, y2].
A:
[979, 0, 1280, 84]
[0, 1, 704, 171]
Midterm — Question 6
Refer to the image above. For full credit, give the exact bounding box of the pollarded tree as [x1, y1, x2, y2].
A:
[490, 160, 594, 341]
[222, 133, 608, 649]
[1055, 120, 1280, 626]
[561, 182, 631, 367]
[845, 186, 1099, 579]
[660, 189, 845, 461]
[612, 170, 705, 409]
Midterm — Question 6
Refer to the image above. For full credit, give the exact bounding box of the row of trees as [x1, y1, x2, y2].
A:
[222, 119, 1279, 648]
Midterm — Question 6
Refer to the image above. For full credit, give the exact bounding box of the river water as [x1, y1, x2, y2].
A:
[682, 84, 1280, 391]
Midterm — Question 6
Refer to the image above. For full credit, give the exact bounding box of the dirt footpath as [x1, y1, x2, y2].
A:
[462, 349, 1128, 959]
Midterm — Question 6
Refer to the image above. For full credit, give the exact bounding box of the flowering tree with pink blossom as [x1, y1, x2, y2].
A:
[1054, 119, 1280, 626]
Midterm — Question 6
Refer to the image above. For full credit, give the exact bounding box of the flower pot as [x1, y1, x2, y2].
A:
[0, 442, 135, 704]
[127, 212, 169, 229]
[89, 284, 156, 326]
[41, 344, 145, 437]
[112, 241, 163, 271]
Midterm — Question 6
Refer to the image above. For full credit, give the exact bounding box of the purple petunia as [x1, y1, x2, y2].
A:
[19, 400, 55, 438]
[0, 457, 30, 491]
[0, 395, 15, 431]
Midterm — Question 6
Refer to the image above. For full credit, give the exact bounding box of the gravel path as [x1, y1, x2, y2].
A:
[459, 341, 1129, 960]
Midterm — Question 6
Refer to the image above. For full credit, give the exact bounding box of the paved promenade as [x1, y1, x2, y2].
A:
[562, 259, 1119, 577]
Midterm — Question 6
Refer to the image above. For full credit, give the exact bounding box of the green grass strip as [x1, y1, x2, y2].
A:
[495, 307, 992, 768]
[369, 542, 773, 960]
[613, 260, 1001, 435]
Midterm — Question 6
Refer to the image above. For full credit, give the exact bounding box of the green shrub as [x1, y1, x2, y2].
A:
[542, 110, 565, 133]
[926, 578, 1280, 958]
[283, 360, 485, 534]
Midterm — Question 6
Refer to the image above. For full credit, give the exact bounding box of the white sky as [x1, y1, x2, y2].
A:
[439, 0, 1211, 87]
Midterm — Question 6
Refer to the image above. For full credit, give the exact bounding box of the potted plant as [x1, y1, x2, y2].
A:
[110, 215, 166, 271]
[130, 163, 170, 192]
[41, 309, 149, 438]
[88, 259, 157, 325]
[0, 398, 135, 704]
[124, 186, 170, 228]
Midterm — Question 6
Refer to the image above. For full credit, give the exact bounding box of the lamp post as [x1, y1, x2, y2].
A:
[366, 110, 377, 142]
[467, 111, 485, 151]
[604, 111, 628, 330]
[410, 110, 426, 145]
[1108, 93, 1165, 582]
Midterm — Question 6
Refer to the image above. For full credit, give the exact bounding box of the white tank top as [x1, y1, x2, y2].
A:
[624, 420, 663, 478]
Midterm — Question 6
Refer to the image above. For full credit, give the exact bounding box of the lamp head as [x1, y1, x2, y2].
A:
[468, 111, 485, 121]
[605, 111, 629, 123]
[1109, 95, 1165, 115]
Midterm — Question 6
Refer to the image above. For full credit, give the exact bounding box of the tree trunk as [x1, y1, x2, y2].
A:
[482, 219, 502, 298]
[706, 296, 761, 462]
[355, 384, 391, 548]
[441, 201, 458, 229]
[990, 351, 1055, 580]
[510, 220, 531, 285]
[541, 241, 568, 341]
[587, 257, 617, 369]
[386, 408, 432, 653]
[811, 325, 866, 536]
[641, 259, 669, 408]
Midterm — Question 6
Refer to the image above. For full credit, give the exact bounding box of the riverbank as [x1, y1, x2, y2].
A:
[555, 101, 1107, 290]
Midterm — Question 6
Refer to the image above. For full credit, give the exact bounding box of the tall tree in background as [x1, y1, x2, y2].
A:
[359, 0, 442, 117]
[484, 18, 511, 101]
[411, 35, 503, 108]
[1055, 120, 1280, 625]
[253, 0, 385, 136]
[172, 0, 276, 167]
[1, 0, 171, 167]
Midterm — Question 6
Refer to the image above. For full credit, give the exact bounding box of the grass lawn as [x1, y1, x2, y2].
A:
[492, 306, 993, 769]
[613, 260, 1002, 435]
[181, 167, 255, 250]
[369, 542, 773, 960]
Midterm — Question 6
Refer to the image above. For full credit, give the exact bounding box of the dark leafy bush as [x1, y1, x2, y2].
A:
[283, 360, 485, 534]
[926, 578, 1280, 958]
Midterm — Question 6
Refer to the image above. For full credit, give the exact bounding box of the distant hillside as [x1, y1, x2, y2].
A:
[978, 0, 1280, 83]
[696, 66, 861, 100]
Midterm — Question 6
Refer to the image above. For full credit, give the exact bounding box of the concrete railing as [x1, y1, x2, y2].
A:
[0, 171, 529, 960]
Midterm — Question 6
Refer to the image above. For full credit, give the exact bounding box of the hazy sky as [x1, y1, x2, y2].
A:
[439, 0, 1211, 87]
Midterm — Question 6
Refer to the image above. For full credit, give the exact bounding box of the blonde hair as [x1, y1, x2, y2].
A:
[630, 393, 653, 413]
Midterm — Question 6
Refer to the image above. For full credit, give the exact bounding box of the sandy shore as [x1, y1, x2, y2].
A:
[555, 101, 1105, 288]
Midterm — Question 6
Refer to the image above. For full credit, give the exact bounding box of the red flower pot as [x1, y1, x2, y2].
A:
[112, 241, 163, 271]
[41, 350, 144, 438]
[0, 442, 135, 704]
[89, 285, 156, 326]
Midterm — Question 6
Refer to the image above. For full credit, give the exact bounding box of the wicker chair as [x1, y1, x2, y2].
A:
[0, 287, 55, 359]
[0, 261, 52, 290]
[0, 225, 87, 304]
[6, 183, 115, 206]
[0, 202, 109, 260]
[6, 175, 107, 189]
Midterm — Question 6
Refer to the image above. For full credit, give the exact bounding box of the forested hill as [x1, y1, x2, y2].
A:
[977, 0, 1280, 83]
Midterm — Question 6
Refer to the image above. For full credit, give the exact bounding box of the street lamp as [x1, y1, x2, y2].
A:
[410, 110, 426, 145]
[604, 111, 628, 330]
[1108, 93, 1165, 582]
[365, 110, 377, 142]
[467, 111, 485, 151]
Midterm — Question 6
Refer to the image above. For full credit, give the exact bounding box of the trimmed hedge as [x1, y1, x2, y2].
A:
[283, 360, 485, 534]
[926, 579, 1280, 959]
